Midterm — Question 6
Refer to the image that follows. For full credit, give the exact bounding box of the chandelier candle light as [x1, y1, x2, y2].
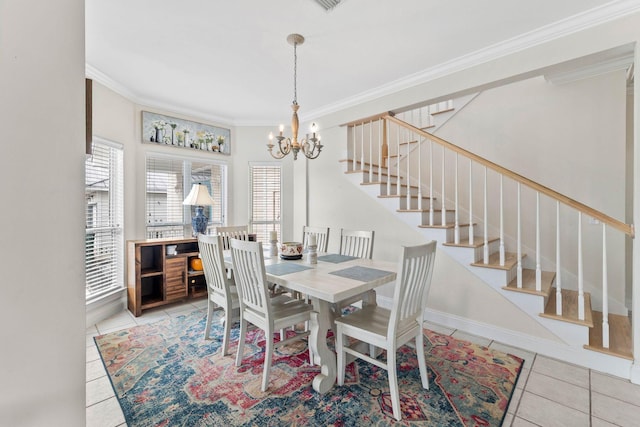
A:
[267, 34, 323, 160]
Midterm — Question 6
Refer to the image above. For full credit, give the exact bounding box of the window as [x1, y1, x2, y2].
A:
[146, 155, 226, 238]
[249, 164, 281, 242]
[85, 139, 124, 302]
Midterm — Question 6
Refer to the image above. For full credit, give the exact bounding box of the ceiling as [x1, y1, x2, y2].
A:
[85, 0, 634, 126]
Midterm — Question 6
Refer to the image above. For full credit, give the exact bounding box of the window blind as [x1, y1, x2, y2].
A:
[85, 140, 124, 302]
[249, 164, 281, 243]
[146, 155, 226, 238]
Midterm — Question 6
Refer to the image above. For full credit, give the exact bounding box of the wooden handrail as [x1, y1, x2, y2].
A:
[340, 111, 395, 128]
[384, 114, 634, 238]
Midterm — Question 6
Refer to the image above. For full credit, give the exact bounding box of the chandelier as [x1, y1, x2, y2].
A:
[267, 34, 323, 160]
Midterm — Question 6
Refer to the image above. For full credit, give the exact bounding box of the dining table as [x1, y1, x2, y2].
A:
[224, 250, 397, 394]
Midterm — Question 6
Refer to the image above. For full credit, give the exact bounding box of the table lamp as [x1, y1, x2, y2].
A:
[182, 184, 215, 236]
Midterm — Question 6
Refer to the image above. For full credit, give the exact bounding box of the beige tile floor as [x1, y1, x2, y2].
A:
[86, 300, 640, 426]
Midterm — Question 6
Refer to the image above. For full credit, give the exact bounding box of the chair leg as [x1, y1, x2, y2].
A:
[262, 328, 274, 392]
[221, 306, 232, 356]
[336, 326, 345, 386]
[235, 319, 247, 367]
[415, 330, 429, 389]
[387, 348, 402, 421]
[204, 299, 214, 340]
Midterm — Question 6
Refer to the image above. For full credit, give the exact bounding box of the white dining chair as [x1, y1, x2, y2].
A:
[230, 238, 313, 391]
[213, 225, 250, 250]
[332, 229, 376, 315]
[335, 240, 437, 421]
[302, 225, 330, 252]
[198, 234, 240, 356]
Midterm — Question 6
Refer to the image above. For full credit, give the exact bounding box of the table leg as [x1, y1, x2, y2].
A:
[308, 297, 336, 394]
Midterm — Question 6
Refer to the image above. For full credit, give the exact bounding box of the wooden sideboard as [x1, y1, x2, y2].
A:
[127, 237, 207, 316]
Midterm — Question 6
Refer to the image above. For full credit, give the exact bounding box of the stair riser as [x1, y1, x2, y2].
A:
[360, 172, 397, 184]
[444, 225, 471, 242]
[471, 240, 500, 263]
[399, 196, 432, 210]
[419, 210, 455, 225]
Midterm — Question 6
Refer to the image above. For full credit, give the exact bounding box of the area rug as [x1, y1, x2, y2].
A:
[95, 309, 523, 426]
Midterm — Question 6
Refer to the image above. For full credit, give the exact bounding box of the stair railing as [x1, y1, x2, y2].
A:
[343, 112, 634, 351]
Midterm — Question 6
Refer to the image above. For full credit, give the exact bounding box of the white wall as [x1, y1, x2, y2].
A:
[305, 13, 640, 340]
[0, 0, 86, 425]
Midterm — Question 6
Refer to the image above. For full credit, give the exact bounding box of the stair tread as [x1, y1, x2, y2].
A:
[540, 289, 593, 328]
[585, 311, 633, 360]
[345, 169, 397, 177]
[443, 236, 497, 248]
[431, 107, 455, 116]
[470, 251, 520, 270]
[503, 269, 555, 297]
[340, 159, 388, 170]
[398, 208, 450, 214]
[379, 194, 431, 200]
[419, 222, 472, 230]
[363, 182, 416, 189]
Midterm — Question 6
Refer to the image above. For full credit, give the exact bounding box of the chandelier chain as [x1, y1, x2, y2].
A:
[293, 41, 298, 105]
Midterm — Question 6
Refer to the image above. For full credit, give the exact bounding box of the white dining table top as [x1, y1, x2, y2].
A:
[224, 251, 397, 303]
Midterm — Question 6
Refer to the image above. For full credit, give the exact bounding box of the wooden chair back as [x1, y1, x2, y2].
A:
[214, 225, 250, 250]
[302, 225, 330, 252]
[198, 234, 232, 302]
[229, 238, 271, 321]
[389, 241, 437, 337]
[339, 229, 375, 259]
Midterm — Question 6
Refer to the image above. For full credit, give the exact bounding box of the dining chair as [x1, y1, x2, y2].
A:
[302, 225, 330, 252]
[198, 234, 240, 356]
[335, 240, 437, 421]
[333, 228, 376, 314]
[339, 228, 374, 259]
[213, 225, 250, 250]
[230, 238, 313, 391]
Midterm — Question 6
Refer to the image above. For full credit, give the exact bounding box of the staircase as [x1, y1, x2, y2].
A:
[340, 102, 634, 377]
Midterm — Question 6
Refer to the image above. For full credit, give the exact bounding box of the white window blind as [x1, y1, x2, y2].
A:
[146, 155, 226, 238]
[249, 164, 281, 243]
[85, 140, 124, 302]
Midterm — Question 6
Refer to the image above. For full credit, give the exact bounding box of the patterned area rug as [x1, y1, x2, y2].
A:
[95, 309, 523, 426]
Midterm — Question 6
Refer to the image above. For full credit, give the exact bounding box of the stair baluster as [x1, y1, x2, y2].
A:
[469, 160, 474, 246]
[483, 166, 489, 264]
[536, 192, 542, 292]
[602, 223, 610, 348]
[499, 175, 505, 266]
[441, 148, 446, 227]
[578, 212, 585, 320]
[429, 140, 434, 226]
[454, 153, 460, 244]
[556, 201, 563, 315]
[517, 183, 523, 288]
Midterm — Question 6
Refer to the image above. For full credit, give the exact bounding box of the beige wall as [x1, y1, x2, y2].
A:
[0, 0, 86, 425]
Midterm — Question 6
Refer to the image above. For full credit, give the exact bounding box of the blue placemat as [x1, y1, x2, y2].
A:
[266, 263, 313, 276]
[318, 254, 359, 264]
[329, 266, 394, 282]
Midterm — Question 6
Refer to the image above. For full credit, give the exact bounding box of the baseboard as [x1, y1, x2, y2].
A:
[86, 288, 127, 327]
[376, 295, 634, 381]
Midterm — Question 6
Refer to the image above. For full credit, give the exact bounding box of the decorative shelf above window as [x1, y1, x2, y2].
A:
[142, 111, 231, 155]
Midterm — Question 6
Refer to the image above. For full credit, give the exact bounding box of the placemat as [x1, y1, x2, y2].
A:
[329, 265, 394, 282]
[317, 254, 359, 263]
[266, 262, 313, 276]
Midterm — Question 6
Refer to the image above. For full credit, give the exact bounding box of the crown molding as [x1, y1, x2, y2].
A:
[88, 0, 640, 126]
[544, 51, 634, 84]
[85, 63, 236, 127]
[303, 0, 640, 121]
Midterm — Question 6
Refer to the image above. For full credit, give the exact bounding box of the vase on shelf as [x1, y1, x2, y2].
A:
[155, 128, 162, 143]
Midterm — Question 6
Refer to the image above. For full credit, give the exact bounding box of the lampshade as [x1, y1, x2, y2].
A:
[182, 184, 215, 206]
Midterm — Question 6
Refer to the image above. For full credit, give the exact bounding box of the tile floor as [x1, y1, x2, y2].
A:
[86, 300, 640, 426]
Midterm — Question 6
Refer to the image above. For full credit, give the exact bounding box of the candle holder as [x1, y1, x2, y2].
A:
[306, 244, 317, 265]
[269, 239, 279, 258]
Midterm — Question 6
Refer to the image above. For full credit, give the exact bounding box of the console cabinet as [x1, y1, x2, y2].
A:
[127, 237, 207, 316]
